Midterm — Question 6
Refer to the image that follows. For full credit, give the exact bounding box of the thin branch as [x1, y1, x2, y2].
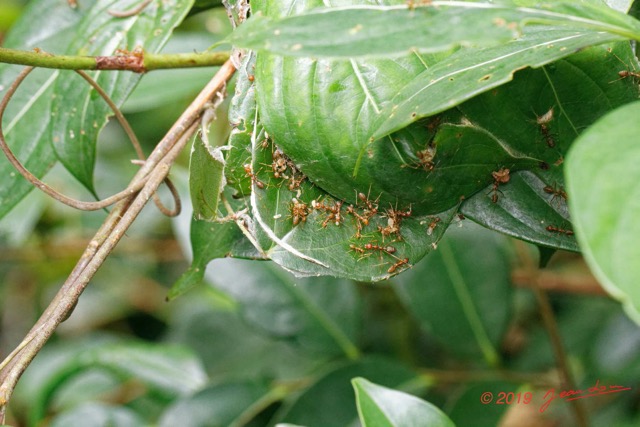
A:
[532, 288, 589, 426]
[0, 47, 230, 73]
[513, 241, 589, 427]
[512, 269, 606, 296]
[0, 60, 236, 420]
[418, 367, 560, 389]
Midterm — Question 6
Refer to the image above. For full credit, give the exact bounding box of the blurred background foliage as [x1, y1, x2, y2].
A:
[2, 2, 640, 426]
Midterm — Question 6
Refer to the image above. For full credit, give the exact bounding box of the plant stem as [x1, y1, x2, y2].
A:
[512, 269, 606, 295]
[0, 47, 230, 72]
[0, 60, 236, 422]
[513, 241, 589, 427]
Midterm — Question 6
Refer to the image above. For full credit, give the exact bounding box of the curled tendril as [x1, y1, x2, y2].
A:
[0, 66, 180, 215]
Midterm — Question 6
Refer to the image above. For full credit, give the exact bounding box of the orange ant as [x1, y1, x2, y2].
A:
[387, 258, 410, 274]
[543, 183, 568, 203]
[488, 168, 510, 203]
[426, 216, 441, 236]
[364, 243, 397, 255]
[379, 205, 411, 239]
[243, 164, 265, 189]
[312, 199, 344, 227]
[357, 192, 379, 217]
[271, 148, 288, 179]
[546, 225, 574, 236]
[536, 107, 556, 148]
[608, 48, 640, 83]
[415, 146, 436, 171]
[349, 243, 397, 259]
[290, 198, 310, 226]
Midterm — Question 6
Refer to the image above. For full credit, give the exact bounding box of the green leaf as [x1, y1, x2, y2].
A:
[229, 2, 640, 58]
[229, 3, 519, 58]
[165, 301, 325, 380]
[171, 166, 265, 300]
[226, 51, 258, 198]
[0, 0, 194, 217]
[189, 134, 225, 221]
[206, 258, 362, 358]
[273, 357, 417, 426]
[168, 199, 264, 301]
[462, 171, 579, 252]
[159, 381, 271, 427]
[50, 0, 195, 192]
[26, 340, 207, 424]
[352, 378, 455, 427]
[605, 0, 635, 13]
[77, 342, 207, 396]
[373, 27, 625, 139]
[592, 313, 640, 381]
[0, 1, 64, 220]
[566, 100, 640, 322]
[49, 403, 144, 427]
[394, 223, 512, 366]
[250, 132, 457, 280]
[456, 41, 637, 250]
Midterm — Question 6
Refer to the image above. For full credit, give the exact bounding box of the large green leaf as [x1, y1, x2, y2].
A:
[462, 172, 579, 252]
[566, 100, 640, 323]
[394, 224, 512, 366]
[0, 0, 193, 217]
[169, 187, 264, 301]
[272, 358, 418, 426]
[50, 0, 194, 191]
[159, 381, 271, 427]
[165, 300, 326, 380]
[373, 27, 625, 139]
[205, 258, 361, 358]
[250, 132, 456, 281]
[457, 41, 638, 249]
[353, 378, 455, 427]
[229, 2, 640, 58]
[27, 341, 207, 424]
[190, 133, 225, 221]
[49, 403, 144, 427]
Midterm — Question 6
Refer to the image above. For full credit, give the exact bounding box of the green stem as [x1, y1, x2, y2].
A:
[0, 47, 230, 73]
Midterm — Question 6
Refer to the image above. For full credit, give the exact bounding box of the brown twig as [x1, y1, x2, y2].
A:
[0, 60, 236, 421]
[512, 269, 606, 296]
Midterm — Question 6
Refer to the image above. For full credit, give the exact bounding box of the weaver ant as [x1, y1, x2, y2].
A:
[488, 168, 510, 203]
[243, 164, 265, 189]
[546, 225, 574, 236]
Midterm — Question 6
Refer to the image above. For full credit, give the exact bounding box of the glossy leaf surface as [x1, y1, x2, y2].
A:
[273, 358, 417, 426]
[458, 42, 637, 248]
[230, 1, 640, 58]
[566, 100, 640, 322]
[0, 0, 193, 218]
[394, 224, 512, 366]
[206, 258, 361, 358]
[353, 378, 455, 427]
[159, 381, 270, 427]
[50, 0, 194, 191]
